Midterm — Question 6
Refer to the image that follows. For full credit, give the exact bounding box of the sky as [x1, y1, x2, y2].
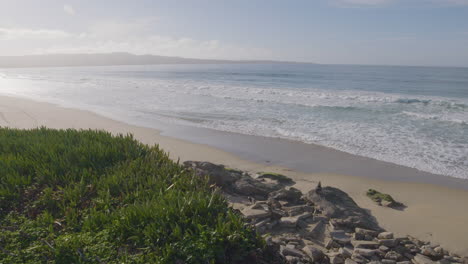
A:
[0, 0, 468, 66]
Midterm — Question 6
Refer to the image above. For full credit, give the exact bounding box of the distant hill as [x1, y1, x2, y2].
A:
[0, 52, 307, 68]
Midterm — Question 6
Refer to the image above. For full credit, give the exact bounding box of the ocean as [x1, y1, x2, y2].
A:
[0, 63, 467, 179]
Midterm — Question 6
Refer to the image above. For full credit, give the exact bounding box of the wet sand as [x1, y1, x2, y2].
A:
[1, 94, 467, 255]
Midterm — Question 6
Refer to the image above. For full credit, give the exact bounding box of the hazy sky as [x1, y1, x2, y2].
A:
[1, 0, 468, 66]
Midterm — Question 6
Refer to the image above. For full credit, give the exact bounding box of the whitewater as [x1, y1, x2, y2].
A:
[0, 63, 467, 179]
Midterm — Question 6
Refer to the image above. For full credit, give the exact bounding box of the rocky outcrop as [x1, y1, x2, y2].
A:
[306, 186, 381, 232]
[184, 161, 283, 199]
[184, 161, 467, 264]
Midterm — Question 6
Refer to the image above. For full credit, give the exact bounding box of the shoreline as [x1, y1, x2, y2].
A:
[0, 94, 467, 255]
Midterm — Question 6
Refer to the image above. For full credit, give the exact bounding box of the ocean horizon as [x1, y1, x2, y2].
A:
[1, 63, 467, 180]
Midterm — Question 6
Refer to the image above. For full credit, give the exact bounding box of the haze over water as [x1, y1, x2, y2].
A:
[1, 63, 467, 179]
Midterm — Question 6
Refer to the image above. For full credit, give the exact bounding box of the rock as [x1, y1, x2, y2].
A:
[414, 254, 436, 264]
[270, 187, 302, 203]
[306, 186, 381, 231]
[266, 220, 278, 230]
[325, 238, 340, 249]
[382, 260, 397, 264]
[354, 248, 377, 257]
[378, 232, 394, 239]
[286, 243, 296, 249]
[352, 252, 369, 264]
[184, 161, 241, 187]
[339, 247, 353, 258]
[267, 197, 283, 209]
[396, 262, 411, 264]
[283, 205, 305, 216]
[379, 246, 390, 252]
[330, 230, 352, 245]
[379, 239, 398, 248]
[409, 237, 425, 248]
[280, 245, 305, 258]
[355, 228, 379, 241]
[381, 200, 395, 207]
[346, 259, 359, 264]
[385, 251, 403, 261]
[250, 201, 268, 210]
[436, 259, 452, 264]
[421, 245, 442, 260]
[352, 240, 380, 249]
[256, 172, 295, 185]
[241, 206, 270, 220]
[433, 247, 444, 256]
[328, 252, 345, 264]
[279, 212, 313, 228]
[304, 220, 326, 239]
[303, 246, 324, 262]
[255, 218, 271, 229]
[184, 161, 283, 198]
[282, 236, 302, 244]
[232, 177, 274, 198]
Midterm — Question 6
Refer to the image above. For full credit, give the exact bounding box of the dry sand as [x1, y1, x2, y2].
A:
[1, 95, 467, 255]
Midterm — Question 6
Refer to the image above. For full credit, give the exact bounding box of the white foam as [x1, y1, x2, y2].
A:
[0, 67, 467, 180]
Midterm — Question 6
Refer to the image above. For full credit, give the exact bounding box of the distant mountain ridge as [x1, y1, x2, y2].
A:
[0, 52, 308, 68]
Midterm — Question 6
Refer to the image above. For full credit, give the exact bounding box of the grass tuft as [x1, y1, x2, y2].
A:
[366, 189, 399, 205]
[256, 172, 294, 184]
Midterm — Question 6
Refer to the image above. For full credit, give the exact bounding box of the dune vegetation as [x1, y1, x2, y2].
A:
[0, 128, 263, 264]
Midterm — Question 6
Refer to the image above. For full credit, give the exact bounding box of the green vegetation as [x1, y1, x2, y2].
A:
[225, 167, 243, 174]
[366, 189, 397, 204]
[256, 172, 294, 185]
[0, 127, 264, 263]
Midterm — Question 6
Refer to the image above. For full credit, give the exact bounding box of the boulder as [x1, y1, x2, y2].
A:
[352, 240, 380, 249]
[330, 230, 352, 245]
[379, 245, 390, 252]
[269, 187, 302, 203]
[355, 228, 379, 241]
[232, 176, 275, 198]
[279, 212, 312, 228]
[303, 246, 324, 262]
[379, 239, 398, 248]
[280, 245, 305, 258]
[184, 161, 281, 198]
[351, 252, 369, 264]
[184, 161, 240, 188]
[284, 255, 300, 263]
[327, 252, 345, 264]
[413, 254, 436, 264]
[256, 172, 295, 185]
[339, 247, 353, 258]
[241, 205, 270, 220]
[325, 238, 340, 249]
[354, 248, 378, 257]
[345, 259, 358, 264]
[385, 251, 403, 261]
[306, 186, 381, 231]
[378, 232, 394, 239]
[304, 221, 326, 239]
[421, 245, 442, 260]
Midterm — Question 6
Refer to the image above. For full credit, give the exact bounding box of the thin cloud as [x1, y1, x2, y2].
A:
[0, 27, 71, 40]
[331, 0, 394, 7]
[0, 20, 272, 60]
[433, 0, 468, 5]
[63, 5, 75, 15]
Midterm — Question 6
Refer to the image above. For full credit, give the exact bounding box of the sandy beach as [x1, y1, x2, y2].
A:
[1, 94, 467, 256]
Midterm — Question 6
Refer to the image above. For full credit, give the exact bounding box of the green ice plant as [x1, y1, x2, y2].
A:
[0, 127, 263, 263]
